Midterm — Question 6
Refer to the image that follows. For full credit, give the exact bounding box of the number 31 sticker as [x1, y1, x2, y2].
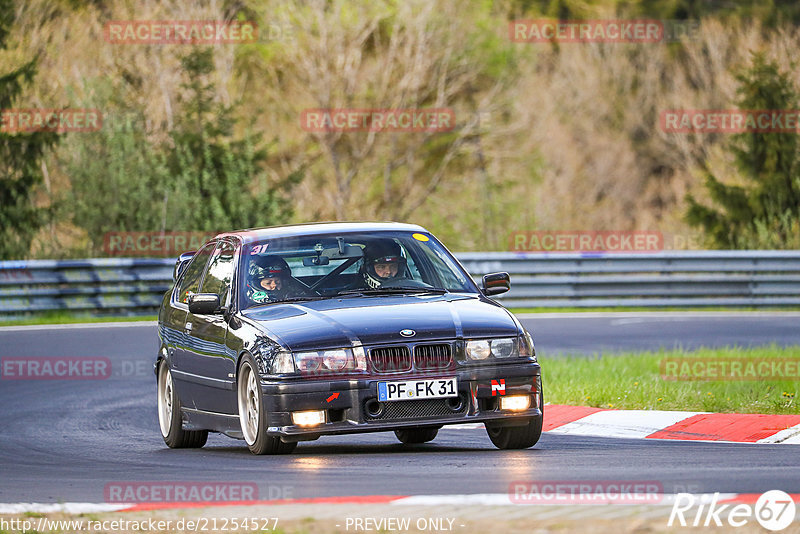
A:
[251, 244, 269, 255]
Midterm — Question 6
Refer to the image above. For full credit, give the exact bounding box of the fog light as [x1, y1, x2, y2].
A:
[500, 395, 531, 411]
[291, 410, 326, 426]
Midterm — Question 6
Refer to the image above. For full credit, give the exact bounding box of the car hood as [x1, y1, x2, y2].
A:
[241, 294, 519, 351]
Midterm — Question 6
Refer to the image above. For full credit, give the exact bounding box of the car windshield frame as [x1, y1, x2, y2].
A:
[238, 230, 480, 310]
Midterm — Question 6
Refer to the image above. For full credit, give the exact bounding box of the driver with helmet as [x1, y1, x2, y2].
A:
[360, 240, 407, 289]
[246, 255, 293, 304]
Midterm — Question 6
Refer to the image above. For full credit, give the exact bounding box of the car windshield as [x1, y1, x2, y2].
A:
[239, 231, 477, 308]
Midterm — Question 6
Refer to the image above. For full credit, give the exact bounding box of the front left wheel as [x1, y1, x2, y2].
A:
[157, 361, 208, 448]
[486, 415, 542, 449]
[485, 390, 543, 450]
[237, 355, 297, 455]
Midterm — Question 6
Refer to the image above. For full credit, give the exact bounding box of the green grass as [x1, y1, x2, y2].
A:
[0, 312, 156, 326]
[542, 344, 800, 414]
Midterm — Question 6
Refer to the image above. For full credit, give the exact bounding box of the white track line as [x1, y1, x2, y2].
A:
[391, 493, 739, 507]
[0, 503, 128, 514]
[0, 493, 753, 515]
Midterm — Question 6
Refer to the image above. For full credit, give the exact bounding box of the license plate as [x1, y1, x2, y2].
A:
[377, 377, 457, 402]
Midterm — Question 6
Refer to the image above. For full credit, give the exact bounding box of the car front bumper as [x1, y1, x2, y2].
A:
[259, 362, 542, 441]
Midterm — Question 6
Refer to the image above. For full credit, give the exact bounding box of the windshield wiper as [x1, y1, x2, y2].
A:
[337, 287, 448, 296]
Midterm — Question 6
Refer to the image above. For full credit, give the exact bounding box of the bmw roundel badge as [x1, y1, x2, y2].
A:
[400, 329, 416, 337]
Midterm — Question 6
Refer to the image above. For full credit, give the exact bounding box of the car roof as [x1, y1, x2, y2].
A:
[214, 221, 429, 245]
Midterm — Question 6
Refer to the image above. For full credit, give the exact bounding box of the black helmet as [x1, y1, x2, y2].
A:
[247, 255, 291, 303]
[362, 240, 407, 289]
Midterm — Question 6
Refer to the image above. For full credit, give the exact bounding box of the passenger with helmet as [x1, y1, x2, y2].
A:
[246, 255, 293, 304]
[360, 240, 408, 289]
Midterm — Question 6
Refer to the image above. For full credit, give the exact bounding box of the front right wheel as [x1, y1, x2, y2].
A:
[237, 355, 297, 455]
[157, 361, 208, 448]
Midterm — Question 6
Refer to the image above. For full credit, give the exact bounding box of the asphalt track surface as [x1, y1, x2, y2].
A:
[1, 312, 799, 503]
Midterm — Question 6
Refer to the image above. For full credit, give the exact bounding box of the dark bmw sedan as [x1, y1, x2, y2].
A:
[156, 222, 543, 454]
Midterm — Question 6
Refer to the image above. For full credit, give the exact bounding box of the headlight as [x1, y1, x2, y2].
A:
[491, 338, 516, 358]
[256, 339, 295, 374]
[464, 336, 536, 362]
[322, 349, 348, 371]
[465, 340, 491, 360]
[293, 348, 367, 375]
[270, 350, 295, 373]
[294, 351, 321, 372]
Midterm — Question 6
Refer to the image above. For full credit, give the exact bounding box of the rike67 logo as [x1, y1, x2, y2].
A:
[669, 490, 796, 531]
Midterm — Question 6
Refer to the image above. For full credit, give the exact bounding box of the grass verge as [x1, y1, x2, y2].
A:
[542, 344, 800, 414]
[0, 312, 157, 327]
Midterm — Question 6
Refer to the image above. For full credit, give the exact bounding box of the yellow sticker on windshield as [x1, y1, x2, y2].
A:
[412, 233, 430, 242]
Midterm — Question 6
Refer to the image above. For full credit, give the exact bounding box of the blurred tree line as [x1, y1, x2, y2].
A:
[687, 54, 800, 249]
[2, 0, 800, 259]
[0, 0, 57, 258]
[62, 48, 299, 245]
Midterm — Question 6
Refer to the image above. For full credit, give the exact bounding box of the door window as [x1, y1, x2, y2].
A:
[176, 241, 218, 304]
[201, 240, 237, 306]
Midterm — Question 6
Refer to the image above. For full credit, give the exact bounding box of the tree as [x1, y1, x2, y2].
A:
[0, 0, 57, 259]
[62, 105, 174, 249]
[686, 53, 800, 249]
[255, 0, 517, 225]
[167, 48, 299, 232]
[62, 48, 299, 256]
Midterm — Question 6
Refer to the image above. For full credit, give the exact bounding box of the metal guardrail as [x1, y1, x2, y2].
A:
[0, 258, 173, 316]
[1, 251, 799, 318]
[458, 251, 800, 308]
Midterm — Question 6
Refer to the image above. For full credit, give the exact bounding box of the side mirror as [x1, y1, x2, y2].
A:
[173, 251, 196, 282]
[188, 293, 221, 315]
[482, 272, 510, 296]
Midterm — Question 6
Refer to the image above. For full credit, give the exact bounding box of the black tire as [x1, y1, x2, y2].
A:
[157, 361, 208, 449]
[485, 390, 544, 450]
[237, 354, 297, 455]
[394, 427, 439, 444]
